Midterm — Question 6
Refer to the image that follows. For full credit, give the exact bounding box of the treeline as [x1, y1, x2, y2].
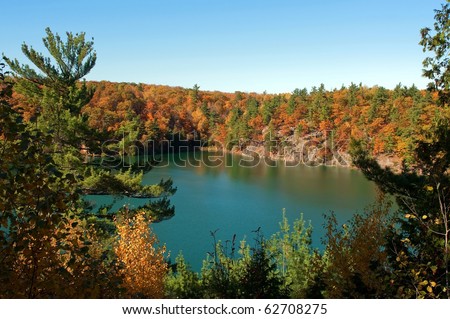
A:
[62, 81, 442, 166]
[11, 77, 443, 164]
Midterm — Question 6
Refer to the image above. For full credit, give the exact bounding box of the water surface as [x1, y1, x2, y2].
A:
[88, 151, 378, 271]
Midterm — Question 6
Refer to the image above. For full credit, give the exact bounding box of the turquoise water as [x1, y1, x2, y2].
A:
[86, 151, 378, 271]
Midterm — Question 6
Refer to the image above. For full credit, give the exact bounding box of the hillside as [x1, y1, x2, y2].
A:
[17, 80, 440, 169]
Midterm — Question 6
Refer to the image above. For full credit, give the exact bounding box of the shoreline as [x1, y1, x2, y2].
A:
[199, 145, 402, 172]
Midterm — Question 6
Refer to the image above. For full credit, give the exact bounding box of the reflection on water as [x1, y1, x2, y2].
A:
[87, 151, 378, 271]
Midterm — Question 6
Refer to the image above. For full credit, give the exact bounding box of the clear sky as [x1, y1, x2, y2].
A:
[0, 0, 444, 93]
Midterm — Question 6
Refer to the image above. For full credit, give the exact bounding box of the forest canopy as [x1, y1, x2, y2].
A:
[2, 1, 450, 299]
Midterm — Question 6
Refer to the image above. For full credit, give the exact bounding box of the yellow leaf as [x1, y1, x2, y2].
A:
[422, 215, 428, 220]
[430, 281, 437, 287]
[405, 214, 411, 219]
[427, 286, 433, 293]
[425, 185, 433, 192]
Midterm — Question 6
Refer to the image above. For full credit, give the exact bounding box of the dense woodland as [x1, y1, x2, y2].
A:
[2, 2, 450, 299]
[77, 80, 441, 167]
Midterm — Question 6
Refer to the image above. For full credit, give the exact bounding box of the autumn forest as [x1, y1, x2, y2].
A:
[2, 2, 450, 299]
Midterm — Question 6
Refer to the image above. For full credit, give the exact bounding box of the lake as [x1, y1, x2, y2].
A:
[87, 151, 378, 271]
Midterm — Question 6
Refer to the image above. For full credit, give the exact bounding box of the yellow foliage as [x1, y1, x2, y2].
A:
[115, 212, 168, 298]
[6, 215, 99, 298]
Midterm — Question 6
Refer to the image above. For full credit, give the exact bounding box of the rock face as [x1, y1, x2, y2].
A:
[224, 130, 402, 171]
[227, 131, 352, 168]
[374, 154, 403, 173]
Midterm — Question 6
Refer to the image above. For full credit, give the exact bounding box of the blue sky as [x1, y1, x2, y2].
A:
[1, 0, 444, 93]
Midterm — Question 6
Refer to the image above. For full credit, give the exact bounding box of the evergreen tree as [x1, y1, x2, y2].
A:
[4, 28, 176, 221]
[0, 60, 114, 298]
[420, 2, 450, 104]
[348, 3, 450, 298]
[267, 212, 315, 298]
[165, 253, 203, 298]
[4, 27, 96, 153]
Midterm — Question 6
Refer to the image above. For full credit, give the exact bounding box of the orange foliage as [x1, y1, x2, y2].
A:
[115, 212, 168, 298]
[10, 80, 443, 160]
